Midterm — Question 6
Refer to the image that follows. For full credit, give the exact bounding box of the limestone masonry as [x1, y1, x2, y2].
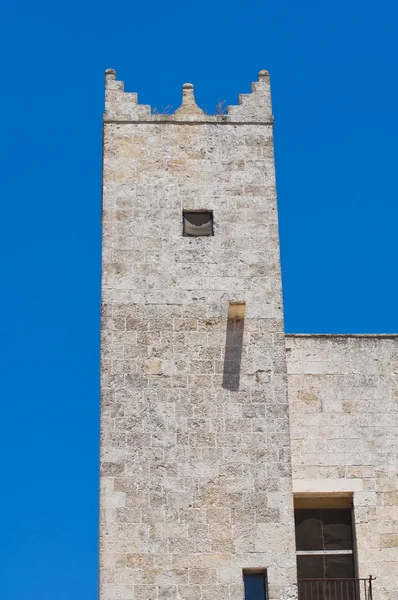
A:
[100, 69, 398, 600]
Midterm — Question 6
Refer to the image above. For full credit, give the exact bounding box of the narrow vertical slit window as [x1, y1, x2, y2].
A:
[183, 211, 213, 236]
[243, 571, 268, 600]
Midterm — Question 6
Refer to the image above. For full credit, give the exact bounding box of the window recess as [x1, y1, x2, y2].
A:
[295, 508, 355, 580]
[183, 211, 214, 237]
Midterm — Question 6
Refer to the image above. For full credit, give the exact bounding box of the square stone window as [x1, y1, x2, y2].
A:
[183, 211, 213, 237]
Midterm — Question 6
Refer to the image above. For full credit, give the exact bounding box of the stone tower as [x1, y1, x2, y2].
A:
[100, 69, 297, 600]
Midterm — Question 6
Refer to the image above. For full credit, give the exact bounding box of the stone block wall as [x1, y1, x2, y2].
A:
[286, 335, 398, 600]
[100, 70, 297, 600]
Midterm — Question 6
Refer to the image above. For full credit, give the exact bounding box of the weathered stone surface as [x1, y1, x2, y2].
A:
[286, 334, 398, 600]
[100, 70, 296, 600]
[101, 70, 398, 600]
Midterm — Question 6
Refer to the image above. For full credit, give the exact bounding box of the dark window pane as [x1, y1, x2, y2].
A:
[325, 554, 355, 579]
[295, 508, 354, 551]
[183, 211, 213, 236]
[297, 554, 354, 581]
[297, 555, 324, 579]
[243, 573, 268, 600]
[322, 509, 353, 551]
[295, 509, 323, 551]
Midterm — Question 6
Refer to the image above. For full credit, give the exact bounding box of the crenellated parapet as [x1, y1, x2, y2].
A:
[226, 70, 273, 122]
[104, 68, 273, 123]
[104, 69, 151, 120]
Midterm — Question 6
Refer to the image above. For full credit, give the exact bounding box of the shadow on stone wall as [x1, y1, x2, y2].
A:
[222, 317, 245, 391]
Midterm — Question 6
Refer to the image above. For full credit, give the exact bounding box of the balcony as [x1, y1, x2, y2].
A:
[298, 577, 375, 600]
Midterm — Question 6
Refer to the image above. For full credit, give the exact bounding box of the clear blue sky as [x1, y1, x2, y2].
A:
[1, 0, 397, 598]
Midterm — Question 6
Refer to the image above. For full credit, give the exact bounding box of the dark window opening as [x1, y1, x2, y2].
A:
[295, 508, 355, 580]
[243, 571, 268, 600]
[183, 211, 213, 237]
[296, 553, 355, 580]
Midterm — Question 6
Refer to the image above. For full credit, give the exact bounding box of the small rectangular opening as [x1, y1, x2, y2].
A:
[183, 211, 213, 237]
[243, 571, 268, 600]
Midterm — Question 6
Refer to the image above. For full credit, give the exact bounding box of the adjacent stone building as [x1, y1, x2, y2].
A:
[100, 69, 398, 600]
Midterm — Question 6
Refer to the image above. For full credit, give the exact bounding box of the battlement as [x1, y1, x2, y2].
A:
[104, 68, 273, 123]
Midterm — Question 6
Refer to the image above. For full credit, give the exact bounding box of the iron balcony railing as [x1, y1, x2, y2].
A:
[298, 576, 375, 600]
